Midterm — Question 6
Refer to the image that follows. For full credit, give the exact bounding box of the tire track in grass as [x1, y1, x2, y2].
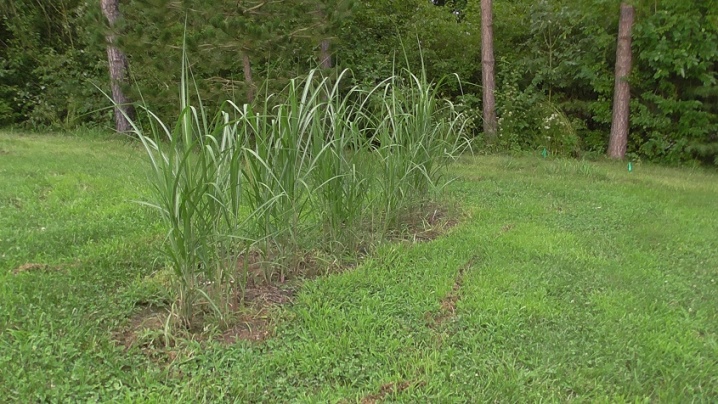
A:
[426, 255, 480, 330]
[431, 223, 512, 331]
[355, 254, 482, 401]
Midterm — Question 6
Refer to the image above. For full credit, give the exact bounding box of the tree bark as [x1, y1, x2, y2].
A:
[607, 3, 635, 159]
[319, 39, 332, 69]
[480, 0, 497, 140]
[101, 0, 134, 133]
[242, 52, 255, 103]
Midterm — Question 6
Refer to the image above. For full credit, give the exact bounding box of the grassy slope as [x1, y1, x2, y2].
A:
[1, 132, 717, 402]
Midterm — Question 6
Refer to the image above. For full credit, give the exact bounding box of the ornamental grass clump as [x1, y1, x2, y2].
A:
[128, 51, 468, 326]
[129, 51, 253, 326]
[368, 66, 468, 235]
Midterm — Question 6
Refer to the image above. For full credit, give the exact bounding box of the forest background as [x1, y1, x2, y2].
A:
[1, 0, 716, 165]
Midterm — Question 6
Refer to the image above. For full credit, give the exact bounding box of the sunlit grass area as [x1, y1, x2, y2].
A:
[1, 132, 717, 401]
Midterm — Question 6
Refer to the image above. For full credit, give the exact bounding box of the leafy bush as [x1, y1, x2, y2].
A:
[631, 3, 718, 164]
[0, 1, 108, 129]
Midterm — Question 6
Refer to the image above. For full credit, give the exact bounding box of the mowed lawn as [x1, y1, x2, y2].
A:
[1, 132, 717, 402]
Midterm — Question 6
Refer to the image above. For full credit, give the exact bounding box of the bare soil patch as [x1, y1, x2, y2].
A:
[388, 203, 460, 243]
[220, 284, 296, 344]
[12, 262, 75, 275]
[114, 283, 297, 354]
[361, 380, 424, 403]
[114, 305, 167, 351]
[501, 223, 515, 233]
[12, 263, 48, 275]
[114, 203, 462, 355]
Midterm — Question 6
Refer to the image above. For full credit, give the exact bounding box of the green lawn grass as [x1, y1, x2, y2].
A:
[2, 132, 717, 402]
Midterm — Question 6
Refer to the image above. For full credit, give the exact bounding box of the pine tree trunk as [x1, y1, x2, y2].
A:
[320, 39, 332, 69]
[101, 0, 134, 133]
[608, 3, 635, 159]
[481, 0, 497, 140]
[319, 38, 331, 103]
[242, 52, 255, 103]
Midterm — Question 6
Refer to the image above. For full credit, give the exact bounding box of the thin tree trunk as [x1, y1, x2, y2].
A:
[242, 52, 255, 103]
[101, 0, 133, 133]
[608, 3, 635, 159]
[317, 39, 331, 111]
[320, 39, 332, 69]
[481, 0, 497, 140]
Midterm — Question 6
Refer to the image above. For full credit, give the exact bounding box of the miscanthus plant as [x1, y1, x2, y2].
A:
[127, 51, 468, 327]
[126, 52, 253, 326]
[370, 65, 467, 235]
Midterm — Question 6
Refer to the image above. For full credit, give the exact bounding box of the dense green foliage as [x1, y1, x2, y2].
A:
[1, 0, 717, 164]
[131, 58, 466, 325]
[0, 1, 108, 128]
[2, 133, 717, 400]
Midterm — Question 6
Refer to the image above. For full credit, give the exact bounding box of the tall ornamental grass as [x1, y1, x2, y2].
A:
[369, 67, 467, 234]
[128, 54, 468, 326]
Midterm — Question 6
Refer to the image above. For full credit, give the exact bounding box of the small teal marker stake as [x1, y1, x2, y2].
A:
[542, 148, 548, 158]
[627, 161, 633, 172]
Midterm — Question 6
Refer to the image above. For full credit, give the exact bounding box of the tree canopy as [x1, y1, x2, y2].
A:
[1, 0, 716, 165]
